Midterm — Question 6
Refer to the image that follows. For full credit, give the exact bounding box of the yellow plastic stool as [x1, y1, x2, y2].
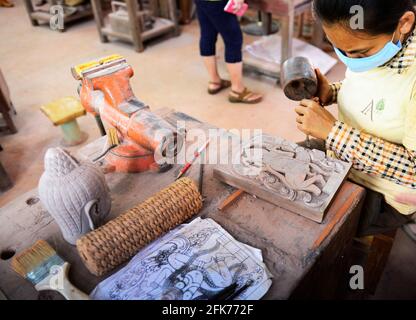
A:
[41, 97, 88, 146]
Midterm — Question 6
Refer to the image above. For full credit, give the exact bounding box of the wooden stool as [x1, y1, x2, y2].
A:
[41, 97, 88, 146]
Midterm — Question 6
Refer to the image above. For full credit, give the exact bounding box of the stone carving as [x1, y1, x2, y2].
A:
[38, 148, 111, 245]
[215, 135, 351, 223]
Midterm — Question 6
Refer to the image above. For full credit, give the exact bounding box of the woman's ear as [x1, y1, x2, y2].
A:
[399, 11, 416, 35]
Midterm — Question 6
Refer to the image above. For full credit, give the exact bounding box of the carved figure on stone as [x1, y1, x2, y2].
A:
[233, 135, 346, 208]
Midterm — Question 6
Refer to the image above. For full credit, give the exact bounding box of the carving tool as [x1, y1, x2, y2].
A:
[209, 279, 254, 300]
[176, 138, 210, 180]
[198, 161, 204, 195]
[218, 189, 245, 211]
[225, 279, 254, 300]
[209, 282, 239, 300]
[11, 240, 89, 300]
[93, 127, 121, 163]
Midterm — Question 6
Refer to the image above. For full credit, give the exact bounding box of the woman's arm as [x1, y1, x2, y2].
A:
[395, 194, 416, 206]
[315, 69, 343, 106]
[326, 121, 416, 188]
[295, 99, 416, 188]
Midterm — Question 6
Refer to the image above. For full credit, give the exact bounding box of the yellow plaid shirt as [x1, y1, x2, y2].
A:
[326, 29, 416, 189]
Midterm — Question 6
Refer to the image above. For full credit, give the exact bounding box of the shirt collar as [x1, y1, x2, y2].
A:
[385, 28, 416, 74]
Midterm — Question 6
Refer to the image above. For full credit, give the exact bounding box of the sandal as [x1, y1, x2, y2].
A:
[228, 88, 263, 104]
[208, 79, 231, 95]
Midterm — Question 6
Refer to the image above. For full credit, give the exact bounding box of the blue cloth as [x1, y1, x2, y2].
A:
[195, 0, 243, 63]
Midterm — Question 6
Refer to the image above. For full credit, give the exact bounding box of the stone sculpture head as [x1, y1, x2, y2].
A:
[38, 147, 111, 245]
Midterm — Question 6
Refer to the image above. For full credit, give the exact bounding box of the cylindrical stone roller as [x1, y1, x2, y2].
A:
[76, 177, 203, 276]
[281, 56, 318, 101]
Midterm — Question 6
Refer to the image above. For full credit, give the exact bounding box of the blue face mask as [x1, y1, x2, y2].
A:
[334, 33, 403, 73]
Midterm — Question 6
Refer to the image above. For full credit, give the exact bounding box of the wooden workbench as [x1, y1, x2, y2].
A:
[0, 110, 366, 300]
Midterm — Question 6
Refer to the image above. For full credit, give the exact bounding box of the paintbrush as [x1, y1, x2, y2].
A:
[11, 240, 89, 300]
[93, 127, 120, 163]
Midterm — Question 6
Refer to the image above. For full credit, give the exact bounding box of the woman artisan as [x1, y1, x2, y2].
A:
[296, 0, 416, 235]
[195, 0, 262, 104]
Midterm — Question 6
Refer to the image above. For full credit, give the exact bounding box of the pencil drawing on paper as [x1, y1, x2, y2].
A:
[91, 218, 272, 300]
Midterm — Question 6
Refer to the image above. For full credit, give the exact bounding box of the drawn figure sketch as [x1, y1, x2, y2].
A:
[91, 218, 273, 300]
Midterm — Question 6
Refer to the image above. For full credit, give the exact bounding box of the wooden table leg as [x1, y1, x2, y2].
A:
[261, 12, 272, 35]
[297, 13, 304, 38]
[90, 0, 109, 43]
[179, 0, 192, 24]
[126, 0, 144, 52]
[364, 232, 396, 294]
[0, 159, 12, 193]
[22, 0, 39, 26]
[149, 0, 159, 16]
[312, 19, 326, 50]
[158, 0, 169, 18]
[168, 0, 180, 36]
[0, 95, 17, 134]
[1, 109, 17, 134]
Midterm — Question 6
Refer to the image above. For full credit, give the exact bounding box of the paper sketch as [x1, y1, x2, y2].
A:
[91, 218, 272, 300]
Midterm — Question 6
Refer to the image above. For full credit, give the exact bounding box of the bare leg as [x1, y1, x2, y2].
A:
[227, 62, 262, 103]
[226, 62, 245, 92]
[203, 56, 222, 91]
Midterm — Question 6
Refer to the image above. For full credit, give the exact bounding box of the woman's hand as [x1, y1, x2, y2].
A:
[233, 0, 245, 13]
[295, 99, 337, 140]
[395, 194, 416, 206]
[315, 68, 333, 106]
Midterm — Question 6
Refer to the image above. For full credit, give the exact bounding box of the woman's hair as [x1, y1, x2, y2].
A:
[313, 0, 415, 35]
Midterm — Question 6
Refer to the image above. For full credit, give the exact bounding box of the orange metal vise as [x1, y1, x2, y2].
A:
[72, 55, 184, 173]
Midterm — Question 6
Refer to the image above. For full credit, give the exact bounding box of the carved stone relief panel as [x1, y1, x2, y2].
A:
[214, 135, 352, 223]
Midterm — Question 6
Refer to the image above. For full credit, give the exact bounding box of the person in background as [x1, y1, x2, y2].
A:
[195, 0, 262, 104]
[295, 0, 416, 236]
